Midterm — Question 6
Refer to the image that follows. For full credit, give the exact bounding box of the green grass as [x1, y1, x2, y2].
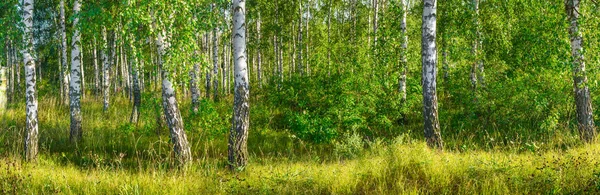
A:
[1, 94, 600, 194]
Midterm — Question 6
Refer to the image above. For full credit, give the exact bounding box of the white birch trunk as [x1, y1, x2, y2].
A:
[94, 38, 99, 95]
[257, 14, 262, 88]
[153, 13, 192, 164]
[22, 0, 39, 161]
[229, 0, 249, 170]
[102, 27, 110, 111]
[566, 0, 596, 142]
[399, 0, 408, 102]
[129, 38, 141, 124]
[69, 0, 83, 142]
[60, 0, 69, 105]
[422, 0, 443, 149]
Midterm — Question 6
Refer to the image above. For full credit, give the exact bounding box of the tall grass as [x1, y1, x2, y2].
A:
[0, 94, 598, 194]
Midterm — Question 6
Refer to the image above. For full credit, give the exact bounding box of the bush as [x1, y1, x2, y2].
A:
[334, 132, 364, 159]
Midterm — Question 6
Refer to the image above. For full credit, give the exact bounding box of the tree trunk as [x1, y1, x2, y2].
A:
[69, 0, 83, 142]
[191, 58, 200, 113]
[206, 33, 212, 100]
[298, 1, 303, 76]
[257, 14, 262, 88]
[94, 38, 99, 96]
[327, 0, 332, 77]
[373, 0, 379, 51]
[230, 0, 249, 170]
[0, 67, 7, 113]
[213, 5, 219, 101]
[566, 0, 596, 142]
[306, 0, 311, 76]
[130, 41, 141, 124]
[102, 27, 111, 111]
[153, 14, 192, 165]
[470, 0, 484, 95]
[422, 0, 443, 149]
[22, 0, 39, 161]
[222, 37, 226, 96]
[399, 0, 408, 102]
[81, 46, 85, 100]
[60, 0, 69, 105]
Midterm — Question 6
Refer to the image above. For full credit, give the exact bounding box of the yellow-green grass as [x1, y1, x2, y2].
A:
[2, 140, 600, 194]
[0, 95, 599, 194]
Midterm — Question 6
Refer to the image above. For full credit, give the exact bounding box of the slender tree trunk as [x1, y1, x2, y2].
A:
[191, 57, 200, 113]
[10, 41, 15, 102]
[422, 0, 443, 149]
[22, 0, 39, 161]
[102, 28, 111, 111]
[16, 46, 21, 91]
[306, 0, 311, 76]
[298, 1, 304, 76]
[60, 0, 69, 105]
[129, 40, 141, 124]
[373, 0, 379, 52]
[222, 37, 226, 96]
[69, 0, 83, 142]
[399, 0, 408, 102]
[257, 14, 262, 88]
[566, 0, 596, 142]
[153, 13, 192, 165]
[230, 0, 249, 170]
[0, 67, 7, 113]
[213, 25, 219, 101]
[93, 38, 99, 95]
[206, 33, 212, 100]
[112, 31, 118, 94]
[327, 0, 332, 77]
[81, 46, 85, 99]
[8, 40, 15, 103]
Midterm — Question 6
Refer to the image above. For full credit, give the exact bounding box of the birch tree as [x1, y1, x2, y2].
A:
[152, 12, 192, 165]
[565, 0, 596, 142]
[229, 0, 249, 170]
[102, 27, 110, 111]
[129, 37, 141, 124]
[422, 0, 443, 149]
[470, 0, 483, 94]
[21, 0, 39, 161]
[69, 0, 83, 142]
[399, 0, 408, 102]
[212, 4, 219, 101]
[60, 0, 69, 105]
[256, 14, 262, 88]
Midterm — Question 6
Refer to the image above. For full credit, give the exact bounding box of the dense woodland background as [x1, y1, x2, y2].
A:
[1, 0, 600, 194]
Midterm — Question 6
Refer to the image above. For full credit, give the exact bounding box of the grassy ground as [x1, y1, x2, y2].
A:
[1, 95, 600, 194]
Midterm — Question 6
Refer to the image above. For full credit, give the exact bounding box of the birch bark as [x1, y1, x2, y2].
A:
[229, 0, 250, 170]
[422, 0, 443, 149]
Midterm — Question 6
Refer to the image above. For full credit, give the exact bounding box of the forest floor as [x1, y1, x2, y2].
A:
[1, 95, 600, 194]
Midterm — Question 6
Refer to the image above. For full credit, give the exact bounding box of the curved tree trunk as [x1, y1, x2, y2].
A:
[153, 14, 192, 165]
[69, 0, 83, 142]
[22, 0, 39, 161]
[229, 0, 250, 170]
[566, 0, 596, 142]
[422, 0, 443, 149]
